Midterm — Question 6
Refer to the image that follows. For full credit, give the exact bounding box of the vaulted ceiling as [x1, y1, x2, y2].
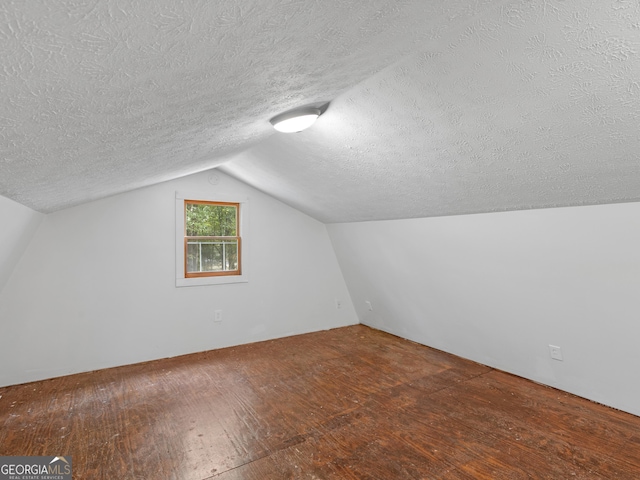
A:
[2, 1, 640, 222]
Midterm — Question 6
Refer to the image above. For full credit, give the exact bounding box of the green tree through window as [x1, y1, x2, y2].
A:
[184, 201, 241, 277]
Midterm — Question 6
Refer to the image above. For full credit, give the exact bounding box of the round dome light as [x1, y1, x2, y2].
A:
[270, 107, 322, 133]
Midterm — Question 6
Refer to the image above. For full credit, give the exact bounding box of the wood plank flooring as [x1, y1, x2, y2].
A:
[1, 325, 640, 479]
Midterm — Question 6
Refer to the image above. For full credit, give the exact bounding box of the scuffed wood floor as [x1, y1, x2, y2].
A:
[1, 325, 640, 479]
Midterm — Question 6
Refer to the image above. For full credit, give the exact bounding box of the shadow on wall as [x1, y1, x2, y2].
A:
[0, 194, 44, 293]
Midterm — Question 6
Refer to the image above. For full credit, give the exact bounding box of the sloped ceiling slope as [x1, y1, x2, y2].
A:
[0, 0, 496, 213]
[221, 0, 640, 223]
[3, 1, 640, 222]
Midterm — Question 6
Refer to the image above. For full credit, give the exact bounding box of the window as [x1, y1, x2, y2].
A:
[184, 200, 241, 277]
[175, 192, 248, 287]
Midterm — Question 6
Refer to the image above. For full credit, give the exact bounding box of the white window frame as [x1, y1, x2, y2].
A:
[175, 191, 249, 287]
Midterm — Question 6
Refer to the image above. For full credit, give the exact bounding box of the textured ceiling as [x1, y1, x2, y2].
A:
[3, 1, 640, 222]
[1, 0, 460, 212]
[221, 0, 640, 223]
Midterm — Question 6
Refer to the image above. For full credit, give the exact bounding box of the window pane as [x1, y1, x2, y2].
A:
[186, 239, 239, 273]
[185, 203, 237, 236]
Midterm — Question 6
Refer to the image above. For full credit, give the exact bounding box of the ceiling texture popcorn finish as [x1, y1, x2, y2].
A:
[2, 1, 640, 222]
[0, 0, 467, 212]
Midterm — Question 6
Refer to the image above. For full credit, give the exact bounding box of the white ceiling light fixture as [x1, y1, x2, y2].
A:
[269, 104, 327, 133]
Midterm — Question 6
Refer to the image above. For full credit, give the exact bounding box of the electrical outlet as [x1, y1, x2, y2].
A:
[365, 301, 373, 311]
[214, 309, 223, 322]
[548, 345, 563, 361]
[335, 298, 342, 309]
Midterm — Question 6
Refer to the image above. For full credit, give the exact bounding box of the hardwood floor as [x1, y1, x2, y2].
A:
[1, 325, 639, 479]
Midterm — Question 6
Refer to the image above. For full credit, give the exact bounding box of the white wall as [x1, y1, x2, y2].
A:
[0, 195, 44, 294]
[0, 171, 357, 387]
[328, 202, 640, 416]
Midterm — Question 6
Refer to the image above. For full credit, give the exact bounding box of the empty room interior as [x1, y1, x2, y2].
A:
[2, 1, 640, 478]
